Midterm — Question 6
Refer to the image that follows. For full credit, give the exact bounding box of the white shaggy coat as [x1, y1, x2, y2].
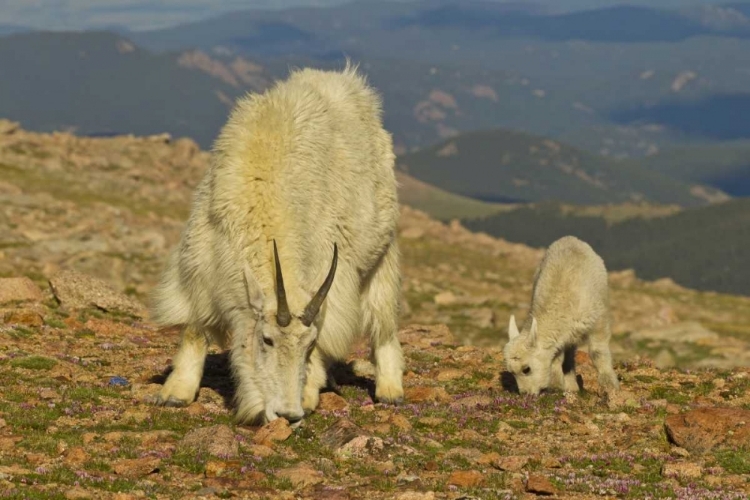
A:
[504, 236, 619, 395]
[149, 64, 404, 424]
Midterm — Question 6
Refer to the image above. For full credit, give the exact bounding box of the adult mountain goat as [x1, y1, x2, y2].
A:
[503, 236, 619, 396]
[148, 65, 404, 425]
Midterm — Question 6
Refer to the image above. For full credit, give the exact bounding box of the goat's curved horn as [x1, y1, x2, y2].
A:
[301, 243, 338, 327]
[273, 240, 291, 327]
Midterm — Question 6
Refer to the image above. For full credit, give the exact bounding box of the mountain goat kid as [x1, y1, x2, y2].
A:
[148, 65, 404, 425]
[503, 236, 619, 396]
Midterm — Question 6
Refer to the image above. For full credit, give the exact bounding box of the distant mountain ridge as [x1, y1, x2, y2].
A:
[396, 129, 726, 207]
[464, 198, 750, 296]
[0, 31, 245, 147]
[2, 2, 750, 195]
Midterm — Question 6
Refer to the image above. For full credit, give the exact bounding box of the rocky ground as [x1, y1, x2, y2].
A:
[1, 121, 750, 498]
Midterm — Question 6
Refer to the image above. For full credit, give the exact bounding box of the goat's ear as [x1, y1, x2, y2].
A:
[528, 316, 538, 345]
[243, 263, 265, 311]
[508, 315, 520, 340]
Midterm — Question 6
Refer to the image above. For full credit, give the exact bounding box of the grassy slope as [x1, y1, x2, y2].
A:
[396, 171, 507, 221]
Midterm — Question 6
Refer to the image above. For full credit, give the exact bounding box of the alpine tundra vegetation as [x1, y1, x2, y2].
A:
[147, 63, 405, 425]
[504, 235, 620, 396]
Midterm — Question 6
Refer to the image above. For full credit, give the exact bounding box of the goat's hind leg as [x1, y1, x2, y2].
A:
[588, 317, 619, 394]
[561, 345, 580, 393]
[149, 324, 208, 407]
[362, 242, 404, 404]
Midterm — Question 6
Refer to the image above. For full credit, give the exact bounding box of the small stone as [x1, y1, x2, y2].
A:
[375, 460, 396, 474]
[121, 409, 150, 424]
[39, 388, 57, 400]
[82, 433, 98, 445]
[204, 460, 241, 478]
[181, 424, 239, 458]
[389, 414, 412, 432]
[526, 473, 557, 495]
[56, 440, 68, 454]
[434, 291, 457, 306]
[134, 430, 175, 446]
[418, 417, 444, 427]
[457, 429, 483, 441]
[492, 455, 529, 472]
[0, 277, 43, 304]
[450, 395, 491, 410]
[244, 443, 275, 457]
[404, 386, 451, 403]
[337, 435, 384, 459]
[185, 402, 207, 416]
[363, 423, 391, 434]
[436, 369, 465, 381]
[495, 421, 513, 441]
[3, 309, 43, 326]
[606, 389, 639, 410]
[395, 492, 435, 500]
[112, 457, 160, 477]
[477, 452, 501, 465]
[447, 470, 483, 487]
[542, 456, 562, 468]
[252, 418, 292, 447]
[318, 392, 349, 412]
[671, 446, 690, 458]
[103, 432, 124, 443]
[276, 463, 324, 488]
[320, 418, 368, 450]
[662, 462, 703, 479]
[109, 376, 129, 387]
[446, 447, 484, 462]
[63, 447, 89, 466]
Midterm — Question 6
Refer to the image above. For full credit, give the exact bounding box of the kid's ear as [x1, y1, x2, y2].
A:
[528, 316, 538, 345]
[508, 315, 520, 340]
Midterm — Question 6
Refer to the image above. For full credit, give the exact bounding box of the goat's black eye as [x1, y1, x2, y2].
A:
[263, 337, 274, 347]
[522, 366, 531, 375]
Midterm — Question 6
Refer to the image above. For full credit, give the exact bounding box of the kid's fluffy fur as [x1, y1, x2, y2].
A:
[504, 236, 619, 395]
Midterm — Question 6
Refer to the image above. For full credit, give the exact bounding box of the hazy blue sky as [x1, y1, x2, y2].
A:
[0, 0, 731, 32]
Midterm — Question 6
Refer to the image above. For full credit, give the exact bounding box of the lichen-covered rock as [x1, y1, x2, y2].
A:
[49, 270, 146, 317]
[665, 407, 750, 453]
